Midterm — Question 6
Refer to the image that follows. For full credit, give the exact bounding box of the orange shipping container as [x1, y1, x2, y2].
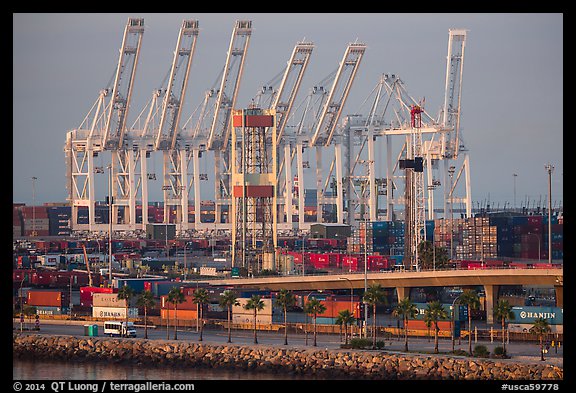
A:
[318, 299, 360, 319]
[406, 319, 452, 331]
[161, 309, 198, 321]
[27, 291, 63, 307]
[160, 295, 197, 311]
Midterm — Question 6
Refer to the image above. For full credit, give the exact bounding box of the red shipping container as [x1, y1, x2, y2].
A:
[342, 257, 359, 272]
[527, 216, 543, 226]
[79, 286, 114, 307]
[485, 260, 504, 268]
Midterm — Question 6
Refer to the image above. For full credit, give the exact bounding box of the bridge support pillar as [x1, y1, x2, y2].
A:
[554, 285, 563, 307]
[396, 287, 409, 302]
[484, 284, 499, 325]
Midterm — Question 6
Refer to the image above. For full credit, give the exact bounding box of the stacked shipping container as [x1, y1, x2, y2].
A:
[26, 289, 70, 315]
[21, 206, 50, 237]
[92, 292, 138, 320]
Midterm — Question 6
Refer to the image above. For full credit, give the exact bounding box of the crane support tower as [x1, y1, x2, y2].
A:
[231, 108, 277, 275]
[208, 20, 252, 225]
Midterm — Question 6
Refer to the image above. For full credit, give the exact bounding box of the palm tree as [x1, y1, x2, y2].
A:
[394, 297, 418, 352]
[192, 288, 209, 341]
[363, 283, 387, 349]
[417, 240, 449, 270]
[493, 299, 515, 355]
[274, 289, 296, 345]
[424, 301, 449, 353]
[335, 309, 356, 345]
[529, 317, 551, 361]
[304, 297, 327, 347]
[167, 287, 185, 340]
[244, 295, 265, 344]
[136, 290, 155, 339]
[219, 290, 239, 343]
[117, 285, 135, 337]
[459, 289, 481, 355]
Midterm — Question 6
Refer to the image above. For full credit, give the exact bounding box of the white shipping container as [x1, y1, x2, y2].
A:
[232, 298, 273, 316]
[232, 313, 273, 325]
[38, 255, 60, 267]
[92, 306, 138, 319]
[93, 293, 127, 308]
[508, 323, 563, 334]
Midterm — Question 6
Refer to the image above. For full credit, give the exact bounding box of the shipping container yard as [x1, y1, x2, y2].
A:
[13, 198, 563, 341]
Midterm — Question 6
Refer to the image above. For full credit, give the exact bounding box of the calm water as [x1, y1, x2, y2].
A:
[13, 358, 329, 380]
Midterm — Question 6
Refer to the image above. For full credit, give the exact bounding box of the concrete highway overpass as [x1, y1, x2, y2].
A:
[208, 268, 563, 324]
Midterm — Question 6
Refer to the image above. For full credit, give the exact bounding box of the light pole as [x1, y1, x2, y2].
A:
[107, 164, 113, 287]
[301, 233, 306, 277]
[69, 275, 73, 319]
[304, 290, 321, 346]
[363, 215, 368, 338]
[20, 275, 25, 332]
[448, 166, 455, 261]
[513, 173, 518, 212]
[545, 164, 554, 264]
[31, 177, 37, 237]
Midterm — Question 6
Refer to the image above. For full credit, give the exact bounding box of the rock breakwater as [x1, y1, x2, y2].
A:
[13, 334, 562, 380]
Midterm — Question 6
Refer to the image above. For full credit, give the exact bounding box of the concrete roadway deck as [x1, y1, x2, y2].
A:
[207, 268, 563, 324]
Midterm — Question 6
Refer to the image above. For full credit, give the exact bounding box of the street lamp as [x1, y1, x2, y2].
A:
[338, 277, 354, 313]
[363, 215, 368, 338]
[545, 164, 554, 264]
[107, 164, 113, 287]
[513, 173, 518, 212]
[20, 275, 25, 332]
[304, 290, 322, 346]
[31, 177, 38, 237]
[451, 293, 463, 352]
[448, 166, 456, 261]
[301, 233, 307, 277]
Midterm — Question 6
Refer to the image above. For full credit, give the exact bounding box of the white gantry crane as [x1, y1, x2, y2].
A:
[306, 42, 366, 225]
[153, 20, 200, 230]
[206, 20, 252, 226]
[255, 41, 314, 231]
[65, 17, 145, 232]
[340, 29, 470, 268]
[65, 21, 469, 242]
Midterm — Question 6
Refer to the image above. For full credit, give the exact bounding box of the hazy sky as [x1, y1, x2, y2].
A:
[13, 13, 563, 210]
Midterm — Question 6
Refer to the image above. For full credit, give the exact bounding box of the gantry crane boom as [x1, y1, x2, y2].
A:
[102, 18, 145, 150]
[271, 41, 314, 141]
[442, 29, 467, 159]
[155, 20, 200, 151]
[206, 20, 252, 151]
[309, 43, 365, 147]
